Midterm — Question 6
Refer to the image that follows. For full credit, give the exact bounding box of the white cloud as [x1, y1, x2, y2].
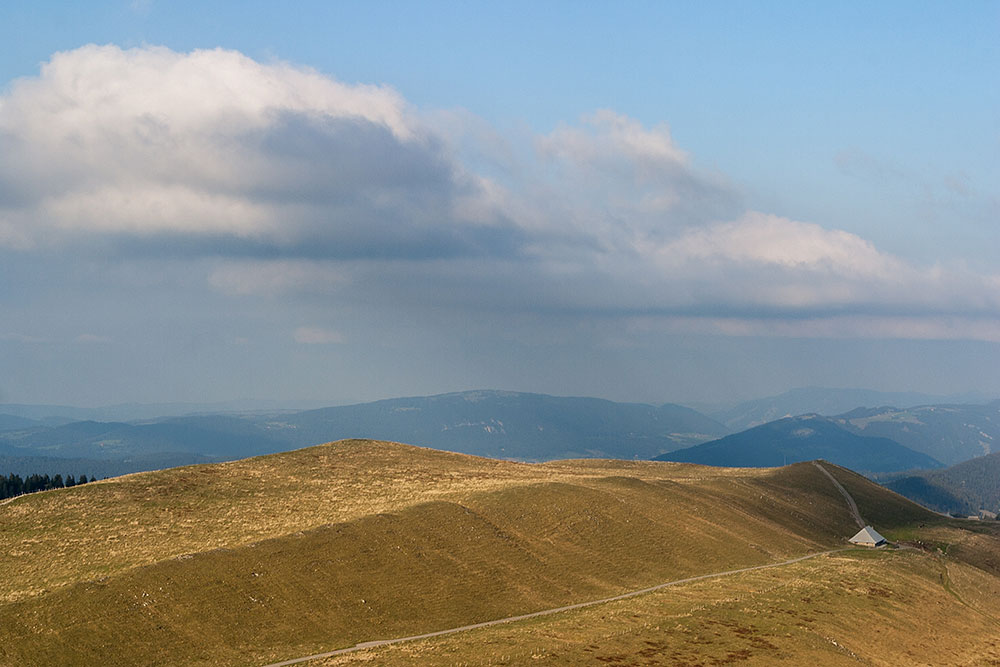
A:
[653, 213, 900, 275]
[3, 44, 999, 344]
[539, 110, 688, 172]
[557, 209, 999, 324]
[523, 109, 739, 256]
[294, 326, 345, 344]
[0, 44, 487, 250]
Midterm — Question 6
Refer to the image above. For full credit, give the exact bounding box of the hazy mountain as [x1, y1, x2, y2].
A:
[0, 400, 336, 423]
[886, 452, 1000, 515]
[0, 416, 289, 461]
[0, 391, 729, 467]
[831, 401, 1000, 466]
[0, 414, 42, 432]
[274, 390, 729, 460]
[711, 387, 992, 431]
[655, 414, 943, 473]
[7, 390, 997, 473]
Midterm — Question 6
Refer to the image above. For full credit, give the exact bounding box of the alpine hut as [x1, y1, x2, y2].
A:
[849, 525, 887, 547]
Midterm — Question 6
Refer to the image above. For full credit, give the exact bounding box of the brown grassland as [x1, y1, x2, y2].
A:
[317, 552, 1000, 666]
[1, 439, 998, 666]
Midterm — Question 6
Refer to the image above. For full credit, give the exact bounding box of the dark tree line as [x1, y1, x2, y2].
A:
[1, 473, 92, 500]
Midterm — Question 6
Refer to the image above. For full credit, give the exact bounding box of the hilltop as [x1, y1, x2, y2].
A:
[4, 438, 998, 665]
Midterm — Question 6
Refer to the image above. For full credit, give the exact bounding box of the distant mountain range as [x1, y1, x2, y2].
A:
[0, 390, 729, 477]
[886, 452, 1000, 515]
[0, 399, 338, 423]
[710, 387, 992, 432]
[653, 414, 942, 473]
[0, 414, 43, 431]
[273, 391, 728, 461]
[0, 415, 289, 460]
[4, 388, 998, 481]
[830, 402, 1000, 466]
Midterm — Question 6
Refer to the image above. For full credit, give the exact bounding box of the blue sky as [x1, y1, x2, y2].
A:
[1, 2, 998, 406]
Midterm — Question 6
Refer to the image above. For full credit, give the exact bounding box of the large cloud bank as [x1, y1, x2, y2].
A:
[2, 45, 998, 341]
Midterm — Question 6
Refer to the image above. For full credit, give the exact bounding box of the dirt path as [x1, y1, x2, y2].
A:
[813, 461, 865, 528]
[263, 548, 848, 666]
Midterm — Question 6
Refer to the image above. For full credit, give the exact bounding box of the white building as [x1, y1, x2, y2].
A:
[849, 525, 887, 547]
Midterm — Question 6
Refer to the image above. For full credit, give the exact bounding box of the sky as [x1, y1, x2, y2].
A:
[1, 1, 998, 408]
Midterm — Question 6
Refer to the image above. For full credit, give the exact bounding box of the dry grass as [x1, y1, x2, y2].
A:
[316, 550, 1000, 666]
[0, 440, 772, 604]
[0, 463, 854, 666]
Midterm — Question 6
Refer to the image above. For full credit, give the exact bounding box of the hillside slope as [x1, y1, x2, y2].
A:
[654, 415, 942, 473]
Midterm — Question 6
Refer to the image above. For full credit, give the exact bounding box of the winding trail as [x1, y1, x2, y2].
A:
[263, 547, 848, 666]
[813, 461, 866, 528]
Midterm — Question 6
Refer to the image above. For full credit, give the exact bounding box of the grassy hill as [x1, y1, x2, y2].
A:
[654, 415, 942, 473]
[2, 439, 994, 666]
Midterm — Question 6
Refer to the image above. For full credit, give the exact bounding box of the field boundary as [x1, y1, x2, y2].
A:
[263, 547, 848, 666]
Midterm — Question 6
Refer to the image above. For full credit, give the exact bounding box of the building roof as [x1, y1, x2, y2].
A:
[849, 525, 887, 546]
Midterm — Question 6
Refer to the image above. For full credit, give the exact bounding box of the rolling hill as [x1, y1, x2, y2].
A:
[654, 414, 943, 473]
[4, 438, 998, 665]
